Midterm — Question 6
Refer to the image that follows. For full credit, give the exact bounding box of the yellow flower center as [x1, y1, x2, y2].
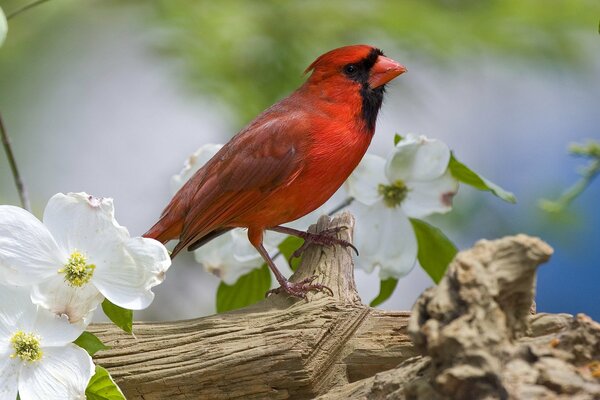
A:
[59, 251, 95, 287]
[10, 331, 43, 362]
[378, 180, 408, 208]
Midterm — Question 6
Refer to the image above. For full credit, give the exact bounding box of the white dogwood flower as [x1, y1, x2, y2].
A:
[0, 284, 94, 400]
[0, 193, 171, 326]
[346, 134, 459, 279]
[191, 228, 271, 284]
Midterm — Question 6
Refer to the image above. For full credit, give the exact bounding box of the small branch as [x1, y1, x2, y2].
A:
[540, 140, 600, 213]
[328, 196, 354, 215]
[539, 160, 599, 212]
[6, 0, 52, 20]
[0, 112, 31, 211]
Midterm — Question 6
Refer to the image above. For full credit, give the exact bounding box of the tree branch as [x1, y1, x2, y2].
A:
[90, 215, 600, 399]
[91, 213, 414, 399]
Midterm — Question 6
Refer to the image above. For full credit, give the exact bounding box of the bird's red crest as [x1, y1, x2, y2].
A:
[304, 44, 383, 75]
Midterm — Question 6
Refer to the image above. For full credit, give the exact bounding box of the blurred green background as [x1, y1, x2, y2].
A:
[1, 0, 599, 320]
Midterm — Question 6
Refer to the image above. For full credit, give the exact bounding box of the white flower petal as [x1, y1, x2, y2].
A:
[42, 193, 129, 257]
[352, 202, 418, 279]
[231, 229, 265, 264]
[30, 276, 103, 328]
[0, 285, 38, 340]
[0, 206, 65, 285]
[386, 135, 451, 183]
[194, 231, 262, 285]
[0, 351, 20, 400]
[92, 237, 170, 310]
[403, 171, 459, 218]
[33, 307, 86, 347]
[345, 154, 387, 206]
[171, 143, 224, 192]
[18, 344, 94, 400]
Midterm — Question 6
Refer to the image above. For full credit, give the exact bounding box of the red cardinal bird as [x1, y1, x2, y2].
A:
[145, 45, 406, 297]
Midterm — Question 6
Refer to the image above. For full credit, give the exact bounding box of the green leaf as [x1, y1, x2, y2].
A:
[74, 331, 109, 356]
[394, 133, 403, 145]
[278, 235, 304, 271]
[410, 219, 458, 283]
[448, 153, 516, 203]
[101, 300, 133, 334]
[86, 365, 126, 400]
[370, 278, 399, 307]
[216, 264, 271, 313]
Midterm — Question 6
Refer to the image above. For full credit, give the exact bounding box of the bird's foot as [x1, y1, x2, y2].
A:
[266, 275, 333, 299]
[289, 227, 358, 263]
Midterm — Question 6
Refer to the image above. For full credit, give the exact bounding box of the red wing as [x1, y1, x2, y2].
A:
[172, 113, 311, 255]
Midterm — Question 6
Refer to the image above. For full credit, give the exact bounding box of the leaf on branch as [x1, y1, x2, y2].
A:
[86, 365, 126, 400]
[101, 299, 133, 334]
[278, 236, 304, 271]
[216, 264, 271, 313]
[410, 218, 457, 283]
[370, 277, 399, 307]
[448, 153, 516, 203]
[74, 331, 110, 356]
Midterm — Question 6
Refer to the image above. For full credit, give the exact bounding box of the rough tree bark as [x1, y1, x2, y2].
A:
[90, 213, 600, 399]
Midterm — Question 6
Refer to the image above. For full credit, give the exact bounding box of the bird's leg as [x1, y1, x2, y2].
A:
[269, 225, 359, 262]
[254, 243, 333, 298]
[247, 227, 332, 298]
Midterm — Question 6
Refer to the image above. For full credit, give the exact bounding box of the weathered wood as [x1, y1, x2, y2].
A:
[318, 235, 600, 399]
[91, 213, 416, 399]
[90, 216, 600, 399]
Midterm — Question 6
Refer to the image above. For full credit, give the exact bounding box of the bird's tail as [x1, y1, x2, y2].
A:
[143, 217, 182, 244]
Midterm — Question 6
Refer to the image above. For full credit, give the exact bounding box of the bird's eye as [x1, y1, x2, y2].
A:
[344, 64, 358, 75]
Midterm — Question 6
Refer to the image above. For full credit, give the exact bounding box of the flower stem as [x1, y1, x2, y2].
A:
[539, 159, 600, 212]
[539, 140, 600, 213]
[0, 112, 31, 211]
[6, 0, 52, 20]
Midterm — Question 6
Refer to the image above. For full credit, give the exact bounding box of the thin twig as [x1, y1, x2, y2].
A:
[328, 196, 354, 215]
[539, 140, 600, 213]
[539, 160, 600, 212]
[6, 0, 52, 20]
[0, 112, 31, 211]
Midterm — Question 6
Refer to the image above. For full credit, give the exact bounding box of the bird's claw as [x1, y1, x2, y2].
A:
[289, 226, 358, 262]
[266, 275, 334, 299]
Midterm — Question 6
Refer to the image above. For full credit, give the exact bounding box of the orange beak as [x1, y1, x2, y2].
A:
[368, 55, 407, 88]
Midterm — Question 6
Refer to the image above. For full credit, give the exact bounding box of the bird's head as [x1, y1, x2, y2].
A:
[303, 45, 406, 131]
[304, 44, 406, 91]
